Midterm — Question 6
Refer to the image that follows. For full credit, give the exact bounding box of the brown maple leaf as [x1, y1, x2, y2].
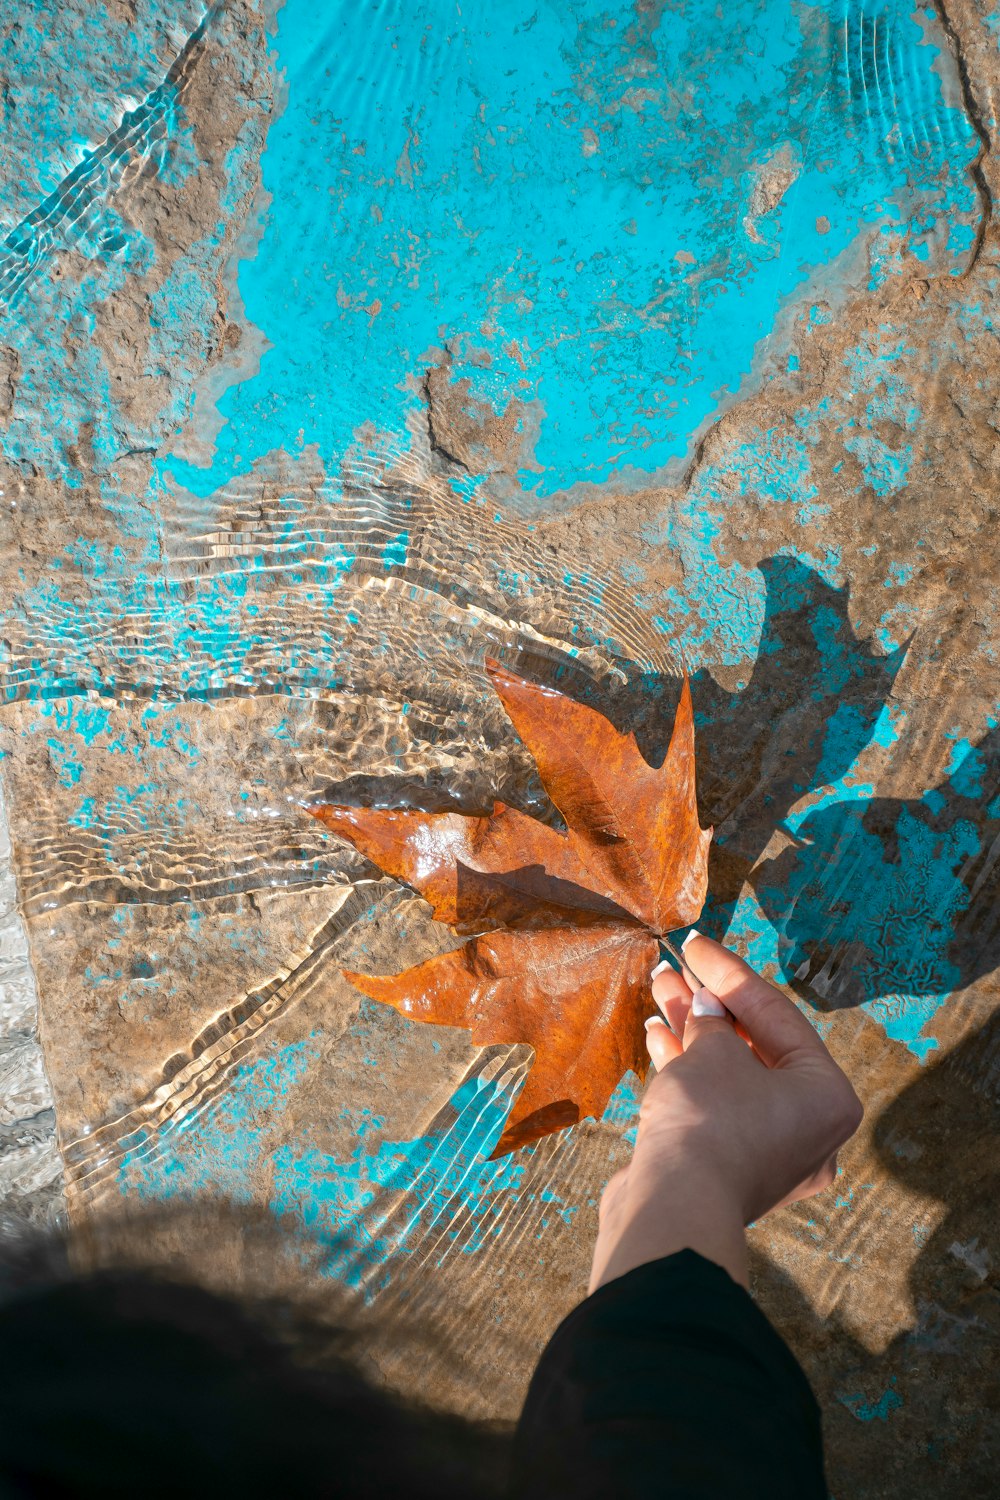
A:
[310, 661, 712, 1157]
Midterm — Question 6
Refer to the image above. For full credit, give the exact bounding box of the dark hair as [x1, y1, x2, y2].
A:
[0, 1245, 510, 1499]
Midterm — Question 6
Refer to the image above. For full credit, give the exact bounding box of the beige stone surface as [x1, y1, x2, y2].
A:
[1, 2, 1000, 1495]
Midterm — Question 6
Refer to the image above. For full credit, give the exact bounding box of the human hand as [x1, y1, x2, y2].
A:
[589, 930, 864, 1292]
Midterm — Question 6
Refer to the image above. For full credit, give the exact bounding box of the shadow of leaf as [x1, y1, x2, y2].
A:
[753, 722, 1000, 1021]
[692, 554, 908, 941]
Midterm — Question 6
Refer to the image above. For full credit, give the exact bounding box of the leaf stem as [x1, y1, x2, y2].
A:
[659, 935, 705, 991]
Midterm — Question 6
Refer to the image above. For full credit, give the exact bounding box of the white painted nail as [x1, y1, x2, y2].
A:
[650, 958, 673, 980]
[690, 987, 726, 1018]
[681, 928, 702, 951]
[644, 1015, 669, 1031]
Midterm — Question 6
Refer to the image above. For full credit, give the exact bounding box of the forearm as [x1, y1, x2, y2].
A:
[589, 1161, 748, 1292]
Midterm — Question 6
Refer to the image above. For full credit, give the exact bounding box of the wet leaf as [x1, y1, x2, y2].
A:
[311, 660, 711, 1156]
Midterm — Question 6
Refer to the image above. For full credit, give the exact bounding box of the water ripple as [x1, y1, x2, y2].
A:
[0, 4, 213, 316]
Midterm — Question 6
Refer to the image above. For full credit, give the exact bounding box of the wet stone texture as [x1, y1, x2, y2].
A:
[2, 0, 1000, 1491]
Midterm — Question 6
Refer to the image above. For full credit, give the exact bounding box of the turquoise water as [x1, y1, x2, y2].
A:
[0, 0, 990, 1291]
[163, 0, 979, 505]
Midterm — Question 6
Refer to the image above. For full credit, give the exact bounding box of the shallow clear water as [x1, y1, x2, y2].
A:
[0, 0, 996, 1446]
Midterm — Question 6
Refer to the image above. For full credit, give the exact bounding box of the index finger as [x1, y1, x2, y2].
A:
[679, 930, 831, 1069]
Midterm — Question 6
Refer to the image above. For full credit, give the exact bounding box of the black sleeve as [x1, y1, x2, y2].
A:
[510, 1249, 828, 1499]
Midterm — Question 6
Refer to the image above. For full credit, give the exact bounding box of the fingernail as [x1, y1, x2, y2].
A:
[690, 987, 726, 1018]
[650, 958, 674, 980]
[681, 928, 702, 951]
[644, 1015, 669, 1031]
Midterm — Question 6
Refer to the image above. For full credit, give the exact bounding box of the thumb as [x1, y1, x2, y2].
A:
[682, 986, 732, 1050]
